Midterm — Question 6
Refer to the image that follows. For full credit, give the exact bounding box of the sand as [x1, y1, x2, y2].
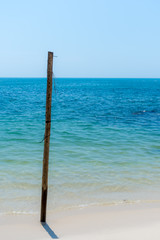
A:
[1, 203, 160, 240]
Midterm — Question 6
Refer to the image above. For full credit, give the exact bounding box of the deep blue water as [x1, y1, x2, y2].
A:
[0, 78, 160, 214]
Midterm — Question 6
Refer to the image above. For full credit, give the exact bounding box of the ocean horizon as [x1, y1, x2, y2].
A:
[0, 78, 160, 215]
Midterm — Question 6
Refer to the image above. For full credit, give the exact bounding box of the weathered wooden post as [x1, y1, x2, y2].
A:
[41, 51, 53, 222]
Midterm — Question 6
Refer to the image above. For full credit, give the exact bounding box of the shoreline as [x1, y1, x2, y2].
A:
[1, 202, 160, 240]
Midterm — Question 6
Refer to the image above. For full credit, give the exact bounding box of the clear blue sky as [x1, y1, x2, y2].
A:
[0, 0, 160, 78]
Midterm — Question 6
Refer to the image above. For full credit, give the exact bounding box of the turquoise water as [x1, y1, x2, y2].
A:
[0, 78, 160, 214]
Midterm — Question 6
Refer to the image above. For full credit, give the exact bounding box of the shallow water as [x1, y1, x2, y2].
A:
[0, 78, 160, 214]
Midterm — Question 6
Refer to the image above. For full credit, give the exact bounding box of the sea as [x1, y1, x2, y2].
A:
[0, 78, 160, 215]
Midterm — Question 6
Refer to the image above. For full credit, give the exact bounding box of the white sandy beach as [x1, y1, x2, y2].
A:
[1, 203, 160, 240]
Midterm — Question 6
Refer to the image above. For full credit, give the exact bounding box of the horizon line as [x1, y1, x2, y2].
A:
[0, 77, 160, 79]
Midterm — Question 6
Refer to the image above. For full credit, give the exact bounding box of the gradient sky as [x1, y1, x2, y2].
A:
[0, 0, 160, 78]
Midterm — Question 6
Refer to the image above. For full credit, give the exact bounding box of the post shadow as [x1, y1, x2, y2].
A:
[41, 222, 58, 239]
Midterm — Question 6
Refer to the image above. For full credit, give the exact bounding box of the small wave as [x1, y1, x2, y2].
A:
[0, 211, 38, 216]
[132, 109, 158, 115]
[48, 199, 160, 213]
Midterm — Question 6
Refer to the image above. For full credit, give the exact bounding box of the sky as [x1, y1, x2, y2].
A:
[0, 0, 160, 78]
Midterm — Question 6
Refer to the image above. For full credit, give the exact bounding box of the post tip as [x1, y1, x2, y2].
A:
[48, 51, 53, 55]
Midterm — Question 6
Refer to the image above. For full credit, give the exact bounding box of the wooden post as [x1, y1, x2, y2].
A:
[40, 51, 53, 222]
